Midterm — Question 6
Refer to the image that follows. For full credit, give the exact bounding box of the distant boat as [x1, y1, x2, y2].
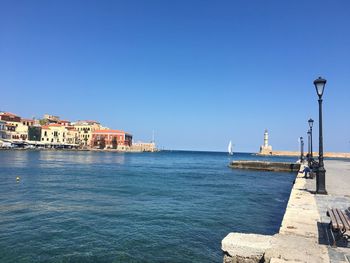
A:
[228, 141, 233, 155]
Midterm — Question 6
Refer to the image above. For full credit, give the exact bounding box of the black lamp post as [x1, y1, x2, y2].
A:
[308, 118, 314, 159]
[307, 130, 311, 165]
[314, 77, 327, 194]
[300, 136, 304, 163]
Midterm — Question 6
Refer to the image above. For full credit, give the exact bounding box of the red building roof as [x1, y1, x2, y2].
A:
[1, 112, 19, 117]
[94, 129, 125, 134]
[93, 130, 133, 136]
[48, 123, 63, 127]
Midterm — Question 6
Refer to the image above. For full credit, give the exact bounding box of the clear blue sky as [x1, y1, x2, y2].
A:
[1, 0, 349, 152]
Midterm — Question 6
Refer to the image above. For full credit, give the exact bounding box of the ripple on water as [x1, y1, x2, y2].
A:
[0, 151, 295, 263]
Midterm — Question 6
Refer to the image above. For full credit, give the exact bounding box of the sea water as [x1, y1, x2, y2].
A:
[0, 150, 296, 263]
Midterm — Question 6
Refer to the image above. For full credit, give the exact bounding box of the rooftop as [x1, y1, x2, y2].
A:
[94, 129, 126, 134]
[0, 112, 20, 117]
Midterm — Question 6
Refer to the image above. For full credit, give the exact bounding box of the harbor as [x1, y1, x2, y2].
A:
[0, 150, 296, 262]
[1, 1, 349, 262]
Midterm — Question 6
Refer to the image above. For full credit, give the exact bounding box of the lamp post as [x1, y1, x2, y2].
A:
[308, 118, 314, 160]
[300, 136, 304, 163]
[314, 77, 327, 195]
[307, 130, 311, 165]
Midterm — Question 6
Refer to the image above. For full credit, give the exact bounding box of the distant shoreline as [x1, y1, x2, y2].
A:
[0, 148, 159, 153]
[257, 150, 350, 159]
[1, 148, 349, 158]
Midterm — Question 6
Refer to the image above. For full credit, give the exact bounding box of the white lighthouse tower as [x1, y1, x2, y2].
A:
[259, 129, 273, 155]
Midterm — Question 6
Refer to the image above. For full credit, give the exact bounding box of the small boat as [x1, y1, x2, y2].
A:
[228, 141, 233, 155]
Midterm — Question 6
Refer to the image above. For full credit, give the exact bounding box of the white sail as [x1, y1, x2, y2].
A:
[228, 141, 233, 155]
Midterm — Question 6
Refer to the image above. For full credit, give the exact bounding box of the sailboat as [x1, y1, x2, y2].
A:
[228, 141, 233, 155]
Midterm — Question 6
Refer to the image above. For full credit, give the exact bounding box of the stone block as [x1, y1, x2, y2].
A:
[222, 233, 273, 263]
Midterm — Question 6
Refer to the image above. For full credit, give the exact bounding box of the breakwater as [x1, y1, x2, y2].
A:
[258, 150, 350, 159]
[229, 160, 300, 172]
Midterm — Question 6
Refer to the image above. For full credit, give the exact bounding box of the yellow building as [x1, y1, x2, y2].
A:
[65, 127, 79, 145]
[5, 122, 28, 141]
[72, 120, 101, 147]
[41, 124, 68, 144]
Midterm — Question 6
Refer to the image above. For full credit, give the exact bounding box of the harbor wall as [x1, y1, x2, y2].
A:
[222, 163, 329, 263]
[229, 161, 300, 172]
[258, 150, 350, 159]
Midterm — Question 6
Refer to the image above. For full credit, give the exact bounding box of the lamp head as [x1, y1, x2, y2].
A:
[313, 77, 327, 98]
[308, 118, 314, 128]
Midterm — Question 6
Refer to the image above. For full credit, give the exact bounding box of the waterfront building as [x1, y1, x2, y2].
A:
[91, 129, 132, 150]
[72, 120, 101, 147]
[259, 129, 273, 155]
[15, 123, 29, 141]
[0, 110, 133, 150]
[3, 123, 28, 141]
[0, 120, 6, 139]
[28, 126, 42, 142]
[65, 126, 79, 145]
[40, 124, 68, 144]
[131, 142, 157, 152]
[0, 112, 27, 141]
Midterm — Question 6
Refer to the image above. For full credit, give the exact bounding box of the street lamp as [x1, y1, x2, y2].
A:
[307, 130, 311, 165]
[313, 77, 327, 194]
[308, 118, 314, 159]
[300, 136, 304, 163]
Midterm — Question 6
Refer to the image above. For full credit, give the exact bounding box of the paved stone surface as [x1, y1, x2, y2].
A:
[265, 234, 329, 263]
[307, 160, 350, 263]
[263, 163, 329, 263]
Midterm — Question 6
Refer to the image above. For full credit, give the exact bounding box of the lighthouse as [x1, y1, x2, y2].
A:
[264, 129, 269, 147]
[260, 129, 273, 155]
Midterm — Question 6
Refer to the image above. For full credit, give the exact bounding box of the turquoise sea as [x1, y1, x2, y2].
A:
[0, 150, 297, 263]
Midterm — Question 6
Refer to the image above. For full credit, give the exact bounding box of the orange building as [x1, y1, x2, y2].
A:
[91, 129, 132, 149]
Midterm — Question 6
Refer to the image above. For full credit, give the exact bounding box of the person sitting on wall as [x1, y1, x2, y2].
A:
[299, 166, 311, 178]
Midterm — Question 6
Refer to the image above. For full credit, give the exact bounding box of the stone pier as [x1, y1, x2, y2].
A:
[229, 160, 300, 172]
[222, 160, 350, 263]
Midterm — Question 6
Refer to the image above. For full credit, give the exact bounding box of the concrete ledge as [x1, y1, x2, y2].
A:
[222, 233, 273, 263]
[229, 161, 300, 172]
[222, 163, 330, 263]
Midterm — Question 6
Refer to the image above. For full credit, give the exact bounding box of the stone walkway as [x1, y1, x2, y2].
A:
[309, 160, 350, 263]
[222, 159, 350, 263]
